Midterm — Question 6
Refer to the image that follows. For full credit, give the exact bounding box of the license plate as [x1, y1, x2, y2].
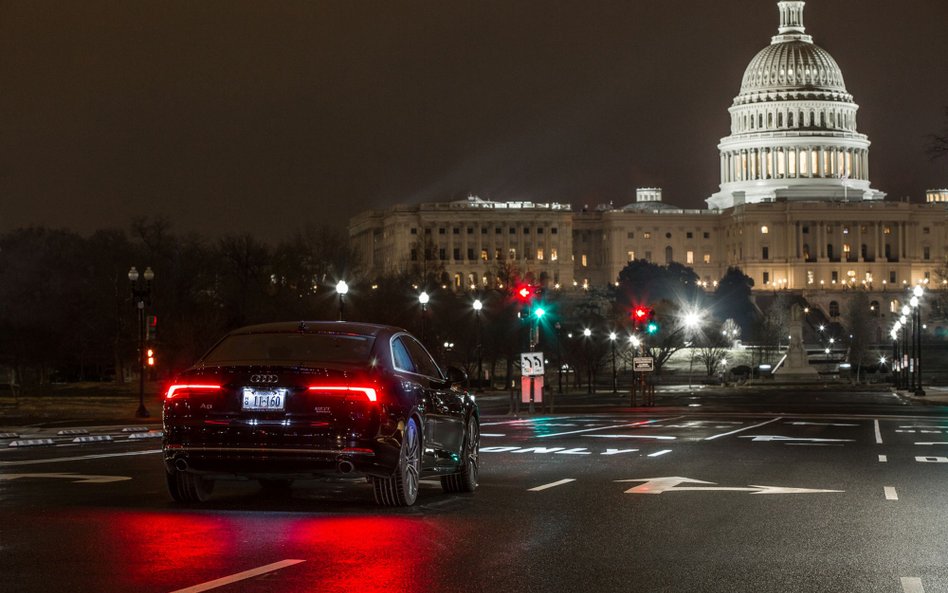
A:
[242, 387, 288, 411]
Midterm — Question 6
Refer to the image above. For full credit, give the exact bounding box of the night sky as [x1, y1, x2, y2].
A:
[2, 0, 947, 238]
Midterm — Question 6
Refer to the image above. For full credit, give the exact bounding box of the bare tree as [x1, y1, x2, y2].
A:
[927, 107, 948, 161]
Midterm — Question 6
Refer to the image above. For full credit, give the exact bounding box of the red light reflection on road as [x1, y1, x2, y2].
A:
[103, 512, 452, 593]
[284, 516, 437, 593]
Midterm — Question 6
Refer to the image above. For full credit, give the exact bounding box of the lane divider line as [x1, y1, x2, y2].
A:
[168, 559, 305, 593]
[528, 479, 576, 492]
[704, 417, 782, 441]
[885, 486, 899, 501]
[879, 455, 888, 462]
[875, 419, 883, 444]
[901, 577, 925, 593]
[0, 449, 161, 467]
[647, 449, 672, 457]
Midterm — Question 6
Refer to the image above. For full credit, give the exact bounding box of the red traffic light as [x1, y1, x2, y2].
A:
[632, 306, 650, 321]
[516, 285, 534, 301]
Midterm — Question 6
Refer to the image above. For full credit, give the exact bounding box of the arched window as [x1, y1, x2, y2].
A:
[788, 112, 794, 127]
[829, 301, 840, 317]
[778, 112, 784, 127]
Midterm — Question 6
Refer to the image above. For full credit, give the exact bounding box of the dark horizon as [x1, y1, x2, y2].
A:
[2, 0, 946, 239]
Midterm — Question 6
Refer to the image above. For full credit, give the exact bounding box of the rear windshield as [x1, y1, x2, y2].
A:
[203, 332, 375, 366]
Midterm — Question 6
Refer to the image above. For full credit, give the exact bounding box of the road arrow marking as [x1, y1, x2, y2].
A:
[0, 472, 131, 484]
[615, 476, 843, 495]
[739, 435, 854, 443]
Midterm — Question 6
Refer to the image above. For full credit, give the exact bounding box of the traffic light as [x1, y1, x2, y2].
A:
[516, 284, 534, 302]
[631, 306, 650, 329]
[146, 348, 156, 367]
[146, 315, 157, 341]
[534, 306, 546, 320]
[645, 308, 659, 334]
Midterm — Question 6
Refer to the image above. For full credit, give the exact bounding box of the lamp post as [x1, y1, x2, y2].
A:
[900, 309, 910, 390]
[473, 298, 483, 391]
[902, 304, 913, 390]
[128, 266, 154, 418]
[683, 311, 701, 391]
[418, 291, 430, 345]
[912, 285, 925, 396]
[609, 332, 617, 393]
[335, 280, 349, 321]
[891, 324, 901, 388]
[583, 328, 592, 394]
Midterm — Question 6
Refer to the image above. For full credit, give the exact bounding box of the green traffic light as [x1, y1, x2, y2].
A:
[534, 307, 545, 319]
[646, 321, 659, 334]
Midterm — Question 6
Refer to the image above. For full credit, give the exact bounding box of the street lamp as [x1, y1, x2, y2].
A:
[912, 285, 925, 396]
[683, 311, 701, 391]
[418, 291, 430, 344]
[335, 280, 349, 321]
[473, 298, 483, 391]
[902, 304, 913, 390]
[128, 266, 154, 418]
[583, 328, 592, 394]
[609, 332, 617, 393]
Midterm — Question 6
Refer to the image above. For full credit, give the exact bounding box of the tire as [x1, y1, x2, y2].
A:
[441, 415, 479, 493]
[166, 469, 215, 503]
[373, 417, 421, 506]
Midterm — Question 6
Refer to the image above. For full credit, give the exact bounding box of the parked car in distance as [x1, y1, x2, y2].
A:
[162, 321, 479, 506]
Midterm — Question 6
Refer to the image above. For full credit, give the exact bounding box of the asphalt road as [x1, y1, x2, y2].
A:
[3, 388, 948, 593]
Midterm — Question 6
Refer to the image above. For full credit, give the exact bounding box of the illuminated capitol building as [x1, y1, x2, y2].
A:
[350, 2, 946, 319]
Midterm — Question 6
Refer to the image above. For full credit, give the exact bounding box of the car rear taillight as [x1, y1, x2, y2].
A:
[307, 385, 378, 402]
[166, 384, 222, 399]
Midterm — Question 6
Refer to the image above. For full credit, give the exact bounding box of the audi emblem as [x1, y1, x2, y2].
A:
[249, 374, 279, 384]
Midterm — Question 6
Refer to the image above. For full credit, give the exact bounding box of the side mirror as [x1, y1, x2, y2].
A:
[445, 366, 469, 388]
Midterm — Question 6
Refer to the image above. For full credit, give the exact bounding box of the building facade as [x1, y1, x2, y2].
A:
[349, 1, 946, 322]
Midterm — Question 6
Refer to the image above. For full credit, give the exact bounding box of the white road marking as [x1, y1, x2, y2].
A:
[879, 455, 888, 462]
[168, 559, 305, 593]
[0, 472, 131, 484]
[784, 443, 844, 447]
[647, 449, 672, 457]
[885, 486, 899, 500]
[0, 449, 161, 467]
[875, 419, 883, 444]
[740, 435, 853, 443]
[916, 456, 948, 463]
[584, 434, 676, 440]
[480, 417, 572, 426]
[601, 449, 639, 456]
[704, 417, 782, 441]
[616, 476, 843, 495]
[787, 422, 858, 426]
[536, 417, 682, 439]
[528, 479, 576, 492]
[913, 442, 948, 446]
[480, 433, 505, 437]
[901, 577, 924, 593]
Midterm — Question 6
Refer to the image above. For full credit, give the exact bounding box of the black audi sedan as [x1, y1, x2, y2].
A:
[162, 321, 479, 506]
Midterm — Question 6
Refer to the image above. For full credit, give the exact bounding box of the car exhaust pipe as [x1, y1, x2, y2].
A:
[174, 457, 189, 472]
[337, 460, 354, 474]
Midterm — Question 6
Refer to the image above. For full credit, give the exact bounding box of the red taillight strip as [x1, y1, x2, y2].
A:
[166, 384, 222, 399]
[308, 385, 378, 402]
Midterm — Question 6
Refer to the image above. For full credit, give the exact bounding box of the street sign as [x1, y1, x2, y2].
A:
[633, 357, 654, 372]
[521, 352, 544, 376]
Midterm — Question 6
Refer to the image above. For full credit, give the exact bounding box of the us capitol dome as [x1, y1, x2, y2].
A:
[707, 1, 886, 209]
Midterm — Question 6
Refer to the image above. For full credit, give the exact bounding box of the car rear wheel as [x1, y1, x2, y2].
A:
[373, 417, 421, 506]
[441, 415, 479, 493]
[166, 469, 215, 503]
